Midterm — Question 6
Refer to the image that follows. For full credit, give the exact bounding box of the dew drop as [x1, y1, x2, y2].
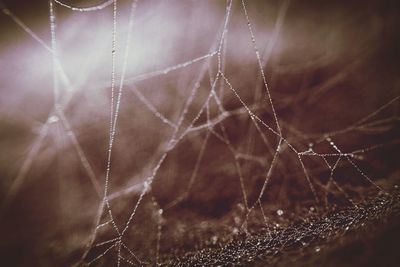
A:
[315, 246, 321, 252]
[143, 180, 151, 193]
[276, 209, 284, 216]
[47, 115, 59, 123]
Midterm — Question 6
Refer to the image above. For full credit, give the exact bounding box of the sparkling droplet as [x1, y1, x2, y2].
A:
[276, 209, 284, 216]
[211, 236, 218, 244]
[277, 144, 282, 152]
[158, 209, 163, 215]
[143, 180, 151, 193]
[315, 246, 321, 252]
[47, 115, 59, 123]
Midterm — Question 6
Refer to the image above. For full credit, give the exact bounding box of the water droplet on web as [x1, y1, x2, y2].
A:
[143, 180, 151, 193]
[277, 144, 282, 152]
[276, 209, 283, 216]
[315, 246, 321, 252]
[158, 209, 163, 215]
[47, 115, 59, 123]
[394, 185, 399, 189]
[211, 235, 218, 244]
[232, 227, 239, 235]
[345, 226, 349, 231]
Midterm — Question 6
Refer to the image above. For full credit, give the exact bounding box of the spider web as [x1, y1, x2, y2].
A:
[0, 0, 399, 266]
